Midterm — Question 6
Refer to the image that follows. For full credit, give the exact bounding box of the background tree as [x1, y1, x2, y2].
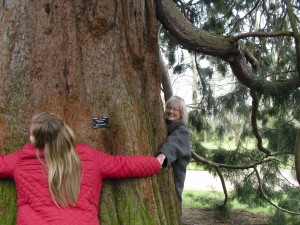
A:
[0, 1, 182, 224]
[156, 0, 300, 219]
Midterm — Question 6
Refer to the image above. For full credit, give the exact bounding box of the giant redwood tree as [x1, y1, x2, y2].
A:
[0, 1, 182, 224]
[2, 0, 299, 223]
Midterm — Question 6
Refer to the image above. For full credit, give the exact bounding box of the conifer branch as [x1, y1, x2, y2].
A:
[250, 90, 272, 156]
[254, 167, 300, 215]
[215, 167, 229, 207]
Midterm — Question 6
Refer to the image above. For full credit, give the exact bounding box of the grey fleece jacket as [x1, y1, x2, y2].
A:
[157, 121, 191, 212]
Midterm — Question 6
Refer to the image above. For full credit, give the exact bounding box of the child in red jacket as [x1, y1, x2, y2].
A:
[0, 112, 161, 225]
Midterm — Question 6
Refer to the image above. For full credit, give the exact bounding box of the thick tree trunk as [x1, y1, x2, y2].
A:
[0, 1, 181, 224]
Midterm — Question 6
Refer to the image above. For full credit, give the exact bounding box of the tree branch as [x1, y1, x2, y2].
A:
[214, 167, 229, 207]
[192, 151, 300, 214]
[194, 54, 209, 104]
[240, 42, 259, 71]
[250, 89, 272, 156]
[233, 31, 294, 41]
[158, 24, 173, 102]
[283, 0, 300, 76]
[155, 0, 300, 96]
[229, 55, 300, 94]
[154, 0, 238, 58]
[160, 50, 173, 102]
[254, 167, 300, 215]
[191, 151, 273, 170]
[242, 0, 262, 21]
[191, 151, 273, 208]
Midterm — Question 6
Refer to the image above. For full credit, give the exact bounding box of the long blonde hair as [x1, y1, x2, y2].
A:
[31, 112, 81, 207]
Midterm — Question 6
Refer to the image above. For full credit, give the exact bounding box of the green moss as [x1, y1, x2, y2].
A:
[99, 181, 120, 224]
[100, 180, 160, 224]
[144, 109, 154, 148]
[153, 175, 171, 224]
[0, 180, 17, 225]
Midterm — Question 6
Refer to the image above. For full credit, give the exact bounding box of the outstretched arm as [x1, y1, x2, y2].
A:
[94, 150, 161, 179]
[0, 151, 19, 178]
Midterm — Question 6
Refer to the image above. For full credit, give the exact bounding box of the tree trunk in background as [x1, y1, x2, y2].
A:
[0, 1, 181, 224]
[189, 52, 199, 106]
[295, 129, 300, 185]
[160, 50, 173, 102]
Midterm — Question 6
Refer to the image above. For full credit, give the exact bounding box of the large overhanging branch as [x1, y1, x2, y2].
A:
[154, 0, 238, 58]
[154, 0, 300, 94]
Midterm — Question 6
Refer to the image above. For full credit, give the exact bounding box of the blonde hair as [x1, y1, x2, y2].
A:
[31, 112, 81, 207]
[165, 95, 188, 124]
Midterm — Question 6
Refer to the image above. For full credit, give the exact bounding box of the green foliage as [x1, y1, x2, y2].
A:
[270, 188, 300, 224]
[216, 63, 227, 76]
[159, 28, 178, 67]
[201, 67, 213, 79]
[269, 211, 289, 225]
[189, 118, 208, 157]
[264, 120, 297, 154]
[159, 0, 300, 220]
[211, 148, 239, 165]
[235, 177, 265, 207]
[191, 137, 207, 157]
[278, 188, 300, 212]
[189, 110, 204, 132]
[203, 17, 225, 34]
[214, 85, 249, 116]
[173, 63, 187, 74]
[160, 0, 299, 114]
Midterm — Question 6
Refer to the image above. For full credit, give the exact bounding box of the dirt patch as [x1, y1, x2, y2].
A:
[183, 207, 270, 225]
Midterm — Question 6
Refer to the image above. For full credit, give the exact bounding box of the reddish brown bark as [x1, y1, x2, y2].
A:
[0, 1, 181, 224]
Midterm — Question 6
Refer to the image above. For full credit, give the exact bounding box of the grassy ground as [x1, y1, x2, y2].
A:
[183, 190, 274, 215]
[182, 190, 272, 225]
[185, 139, 299, 224]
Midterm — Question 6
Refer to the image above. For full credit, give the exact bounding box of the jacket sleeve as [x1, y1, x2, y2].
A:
[157, 127, 191, 167]
[95, 151, 161, 179]
[0, 151, 20, 178]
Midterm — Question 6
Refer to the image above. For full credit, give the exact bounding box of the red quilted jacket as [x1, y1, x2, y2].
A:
[0, 143, 161, 225]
